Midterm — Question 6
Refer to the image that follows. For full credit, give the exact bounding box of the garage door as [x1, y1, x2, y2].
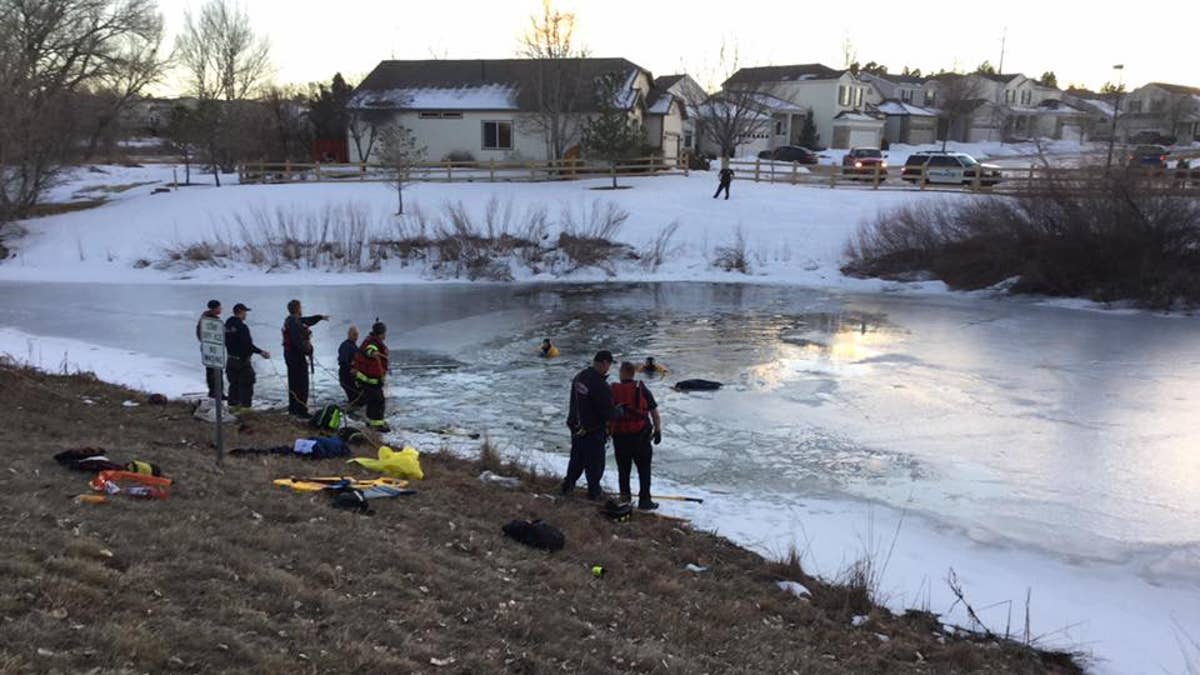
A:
[848, 127, 878, 147]
[1060, 125, 1082, 142]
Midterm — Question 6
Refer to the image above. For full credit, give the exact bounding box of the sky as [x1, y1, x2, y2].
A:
[153, 0, 1198, 95]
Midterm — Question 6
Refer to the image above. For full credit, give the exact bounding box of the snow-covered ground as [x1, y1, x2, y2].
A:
[1, 162, 965, 291]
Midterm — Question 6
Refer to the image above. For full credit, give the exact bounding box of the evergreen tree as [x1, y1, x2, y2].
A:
[975, 61, 997, 75]
[308, 73, 355, 140]
[1039, 71, 1058, 88]
[798, 111, 819, 149]
[581, 72, 644, 189]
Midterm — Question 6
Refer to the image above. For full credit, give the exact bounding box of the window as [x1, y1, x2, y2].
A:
[901, 89, 913, 103]
[925, 91, 936, 106]
[775, 120, 785, 135]
[684, 132, 693, 148]
[1151, 98, 1166, 112]
[1127, 100, 1143, 113]
[482, 121, 512, 149]
[928, 156, 958, 167]
[855, 87, 864, 107]
[838, 85, 849, 106]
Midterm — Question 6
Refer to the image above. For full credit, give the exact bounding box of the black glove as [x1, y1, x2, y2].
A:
[653, 429, 662, 445]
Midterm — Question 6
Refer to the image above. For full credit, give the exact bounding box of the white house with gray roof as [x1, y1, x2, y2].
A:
[347, 58, 686, 163]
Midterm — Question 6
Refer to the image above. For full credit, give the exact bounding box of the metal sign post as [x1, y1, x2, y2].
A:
[199, 317, 227, 464]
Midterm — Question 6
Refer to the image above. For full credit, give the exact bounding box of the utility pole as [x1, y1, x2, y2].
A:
[998, 27, 1008, 75]
[1106, 64, 1125, 171]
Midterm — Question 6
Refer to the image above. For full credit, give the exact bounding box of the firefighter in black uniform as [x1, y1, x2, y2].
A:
[224, 303, 270, 411]
[195, 299, 223, 400]
[282, 299, 328, 417]
[337, 325, 360, 406]
[562, 350, 617, 500]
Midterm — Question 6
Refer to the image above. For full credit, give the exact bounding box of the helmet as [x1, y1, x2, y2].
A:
[371, 321, 387, 336]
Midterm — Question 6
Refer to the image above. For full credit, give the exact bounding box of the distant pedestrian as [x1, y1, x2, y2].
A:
[223, 303, 270, 412]
[713, 166, 734, 200]
[195, 299, 223, 400]
[610, 361, 662, 510]
[282, 299, 329, 417]
[352, 321, 391, 431]
[338, 325, 360, 406]
[562, 350, 617, 500]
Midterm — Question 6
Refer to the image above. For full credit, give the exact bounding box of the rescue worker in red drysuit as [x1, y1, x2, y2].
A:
[609, 361, 663, 510]
[352, 321, 390, 431]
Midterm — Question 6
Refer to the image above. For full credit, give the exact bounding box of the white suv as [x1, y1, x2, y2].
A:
[901, 152, 1003, 186]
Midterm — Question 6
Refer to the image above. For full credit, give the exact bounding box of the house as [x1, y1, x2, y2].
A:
[721, 64, 885, 150]
[1119, 82, 1200, 142]
[653, 74, 707, 152]
[926, 72, 1089, 143]
[861, 73, 938, 145]
[347, 58, 686, 163]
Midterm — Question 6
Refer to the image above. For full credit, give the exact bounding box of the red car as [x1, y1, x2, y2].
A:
[842, 147, 887, 178]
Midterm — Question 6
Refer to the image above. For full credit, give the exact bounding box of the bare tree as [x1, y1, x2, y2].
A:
[693, 45, 774, 162]
[80, 14, 168, 157]
[377, 124, 425, 215]
[931, 74, 985, 149]
[517, 0, 589, 159]
[0, 0, 166, 221]
[176, 0, 270, 102]
[347, 108, 384, 163]
[175, 0, 271, 186]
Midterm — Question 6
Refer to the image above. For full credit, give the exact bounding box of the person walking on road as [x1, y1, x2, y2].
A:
[352, 321, 391, 431]
[610, 361, 662, 510]
[195, 299, 223, 400]
[223, 303, 270, 412]
[562, 350, 617, 500]
[338, 325, 360, 406]
[282, 299, 328, 417]
[713, 166, 734, 200]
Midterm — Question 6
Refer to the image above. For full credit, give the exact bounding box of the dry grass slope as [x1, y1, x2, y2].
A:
[0, 365, 1081, 674]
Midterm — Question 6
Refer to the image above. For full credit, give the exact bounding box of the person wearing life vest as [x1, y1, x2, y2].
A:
[352, 321, 390, 431]
[639, 356, 668, 375]
[282, 299, 329, 417]
[609, 361, 663, 510]
[195, 299, 223, 400]
[562, 350, 617, 500]
[539, 338, 560, 358]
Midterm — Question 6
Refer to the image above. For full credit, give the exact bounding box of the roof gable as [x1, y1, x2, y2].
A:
[725, 63, 845, 86]
[1147, 82, 1200, 96]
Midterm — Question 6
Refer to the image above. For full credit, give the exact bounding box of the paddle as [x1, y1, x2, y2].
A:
[654, 495, 705, 504]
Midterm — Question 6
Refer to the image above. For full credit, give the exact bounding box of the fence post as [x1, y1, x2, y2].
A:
[682, 153, 689, 177]
[828, 164, 837, 189]
[489, 159, 495, 182]
[872, 161, 881, 189]
[447, 161, 453, 183]
[920, 165, 928, 190]
[284, 160, 291, 182]
[529, 161, 536, 182]
[315, 163, 323, 182]
[972, 165, 982, 191]
[360, 162, 366, 181]
[792, 161, 798, 185]
[754, 158, 761, 182]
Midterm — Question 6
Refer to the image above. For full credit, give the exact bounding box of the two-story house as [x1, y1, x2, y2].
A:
[1120, 82, 1200, 143]
[653, 74, 707, 154]
[347, 58, 686, 163]
[721, 64, 885, 150]
[860, 72, 938, 145]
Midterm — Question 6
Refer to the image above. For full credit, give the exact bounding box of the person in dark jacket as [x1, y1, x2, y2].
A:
[609, 361, 662, 510]
[713, 166, 734, 199]
[282, 299, 329, 417]
[195, 299, 223, 400]
[561, 350, 617, 500]
[337, 325, 360, 406]
[224, 303, 270, 411]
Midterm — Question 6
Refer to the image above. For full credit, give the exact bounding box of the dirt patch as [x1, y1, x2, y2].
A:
[0, 364, 1082, 674]
[22, 199, 109, 219]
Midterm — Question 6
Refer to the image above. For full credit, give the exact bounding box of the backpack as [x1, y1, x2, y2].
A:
[600, 499, 633, 522]
[311, 404, 343, 430]
[502, 519, 565, 552]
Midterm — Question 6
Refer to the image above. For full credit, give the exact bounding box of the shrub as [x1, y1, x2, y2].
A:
[712, 227, 750, 274]
[843, 173, 1200, 309]
[443, 150, 476, 163]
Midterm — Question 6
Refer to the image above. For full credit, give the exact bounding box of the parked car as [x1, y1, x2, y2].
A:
[1125, 145, 1169, 169]
[1129, 131, 1176, 146]
[901, 151, 1003, 186]
[757, 145, 820, 164]
[842, 147, 887, 178]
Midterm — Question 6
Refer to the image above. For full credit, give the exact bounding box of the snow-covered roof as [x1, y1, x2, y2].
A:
[647, 92, 675, 115]
[1081, 98, 1116, 117]
[876, 100, 937, 116]
[834, 111, 883, 122]
[352, 84, 520, 111]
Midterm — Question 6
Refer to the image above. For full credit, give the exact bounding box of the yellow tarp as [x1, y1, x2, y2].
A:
[347, 446, 424, 480]
[272, 476, 410, 493]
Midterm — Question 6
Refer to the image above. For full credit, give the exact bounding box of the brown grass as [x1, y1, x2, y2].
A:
[0, 364, 1081, 674]
[22, 199, 109, 219]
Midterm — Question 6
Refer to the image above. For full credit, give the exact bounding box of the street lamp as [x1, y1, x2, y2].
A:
[1105, 64, 1125, 170]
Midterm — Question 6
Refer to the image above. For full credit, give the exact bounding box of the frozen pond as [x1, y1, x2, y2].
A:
[1, 281, 1197, 672]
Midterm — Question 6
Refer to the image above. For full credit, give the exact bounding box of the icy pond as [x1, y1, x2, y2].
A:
[1, 281, 1197, 673]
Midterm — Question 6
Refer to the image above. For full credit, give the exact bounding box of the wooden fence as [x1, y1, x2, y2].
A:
[238, 155, 689, 185]
[723, 158, 1200, 196]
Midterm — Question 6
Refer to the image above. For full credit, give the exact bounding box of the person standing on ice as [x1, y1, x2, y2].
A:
[562, 350, 617, 500]
[351, 321, 390, 432]
[282, 299, 328, 417]
[195, 299, 223, 400]
[713, 165, 734, 200]
[223, 303, 270, 412]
